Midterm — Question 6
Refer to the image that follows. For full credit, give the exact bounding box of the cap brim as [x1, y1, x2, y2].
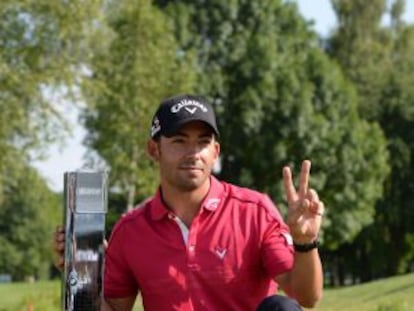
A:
[162, 118, 219, 137]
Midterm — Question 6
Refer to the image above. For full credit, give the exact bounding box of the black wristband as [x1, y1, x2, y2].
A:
[293, 240, 319, 253]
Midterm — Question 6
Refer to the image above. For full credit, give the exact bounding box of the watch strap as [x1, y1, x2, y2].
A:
[293, 240, 319, 253]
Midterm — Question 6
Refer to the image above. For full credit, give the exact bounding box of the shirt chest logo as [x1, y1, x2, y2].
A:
[215, 247, 227, 260]
[205, 198, 220, 210]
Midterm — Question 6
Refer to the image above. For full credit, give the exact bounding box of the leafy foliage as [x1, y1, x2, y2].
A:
[0, 0, 103, 280]
[0, 0, 104, 146]
[0, 152, 60, 280]
[81, 0, 195, 210]
[0, 0, 106, 200]
[329, 0, 414, 277]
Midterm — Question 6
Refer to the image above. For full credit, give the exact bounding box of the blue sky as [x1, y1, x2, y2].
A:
[296, 0, 414, 36]
[32, 0, 414, 192]
[296, 0, 337, 36]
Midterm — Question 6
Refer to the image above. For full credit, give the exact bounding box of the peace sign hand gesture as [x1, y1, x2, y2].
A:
[283, 160, 324, 244]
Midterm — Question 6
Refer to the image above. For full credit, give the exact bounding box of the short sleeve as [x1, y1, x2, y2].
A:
[259, 195, 294, 278]
[103, 222, 139, 299]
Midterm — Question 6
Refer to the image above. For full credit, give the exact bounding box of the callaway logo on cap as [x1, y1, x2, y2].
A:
[150, 94, 219, 139]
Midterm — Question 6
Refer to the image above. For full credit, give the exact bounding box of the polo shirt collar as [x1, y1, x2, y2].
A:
[150, 176, 225, 221]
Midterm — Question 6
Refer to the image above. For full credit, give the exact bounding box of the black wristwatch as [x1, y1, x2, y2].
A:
[293, 240, 319, 253]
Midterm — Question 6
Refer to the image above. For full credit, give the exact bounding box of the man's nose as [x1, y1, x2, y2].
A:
[184, 142, 203, 158]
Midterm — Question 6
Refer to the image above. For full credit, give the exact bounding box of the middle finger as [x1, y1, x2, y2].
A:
[298, 160, 311, 198]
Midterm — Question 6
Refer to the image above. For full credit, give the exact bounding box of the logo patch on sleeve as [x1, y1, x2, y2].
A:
[281, 232, 293, 246]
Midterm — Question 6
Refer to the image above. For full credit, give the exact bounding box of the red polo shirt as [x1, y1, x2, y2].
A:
[104, 177, 294, 311]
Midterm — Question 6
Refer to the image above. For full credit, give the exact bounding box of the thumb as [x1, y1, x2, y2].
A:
[103, 239, 108, 250]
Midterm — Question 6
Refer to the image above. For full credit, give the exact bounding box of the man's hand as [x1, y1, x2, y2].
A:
[53, 225, 108, 271]
[53, 225, 65, 271]
[278, 160, 324, 308]
[283, 160, 324, 244]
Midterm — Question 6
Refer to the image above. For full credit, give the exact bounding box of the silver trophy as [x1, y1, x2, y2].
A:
[62, 171, 108, 311]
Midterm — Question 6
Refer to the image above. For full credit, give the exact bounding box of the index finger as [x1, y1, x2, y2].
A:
[298, 160, 311, 198]
[283, 165, 297, 203]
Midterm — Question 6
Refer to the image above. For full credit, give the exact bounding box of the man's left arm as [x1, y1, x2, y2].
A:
[275, 249, 323, 308]
[276, 160, 325, 308]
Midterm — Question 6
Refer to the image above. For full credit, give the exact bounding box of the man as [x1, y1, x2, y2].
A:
[54, 94, 324, 310]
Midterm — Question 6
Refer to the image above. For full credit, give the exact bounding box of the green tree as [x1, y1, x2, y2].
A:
[0, 153, 60, 281]
[81, 0, 195, 211]
[0, 0, 106, 280]
[329, 0, 414, 278]
[156, 0, 389, 247]
[329, 0, 391, 120]
[0, 0, 106, 195]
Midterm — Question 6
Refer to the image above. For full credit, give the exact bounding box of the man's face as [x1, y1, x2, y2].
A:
[151, 121, 220, 192]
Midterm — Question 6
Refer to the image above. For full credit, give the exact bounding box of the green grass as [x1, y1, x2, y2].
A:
[0, 273, 413, 311]
[0, 281, 60, 311]
[306, 273, 414, 311]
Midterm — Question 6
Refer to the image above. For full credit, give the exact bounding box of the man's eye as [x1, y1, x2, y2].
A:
[172, 138, 185, 143]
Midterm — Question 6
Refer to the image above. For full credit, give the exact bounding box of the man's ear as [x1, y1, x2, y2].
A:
[214, 141, 220, 161]
[147, 139, 160, 161]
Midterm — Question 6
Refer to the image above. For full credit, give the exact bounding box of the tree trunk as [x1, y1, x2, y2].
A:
[126, 183, 136, 212]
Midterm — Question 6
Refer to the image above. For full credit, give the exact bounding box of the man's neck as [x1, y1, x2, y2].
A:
[160, 178, 211, 227]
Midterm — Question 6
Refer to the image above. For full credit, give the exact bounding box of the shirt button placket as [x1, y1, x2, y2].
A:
[187, 217, 199, 269]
